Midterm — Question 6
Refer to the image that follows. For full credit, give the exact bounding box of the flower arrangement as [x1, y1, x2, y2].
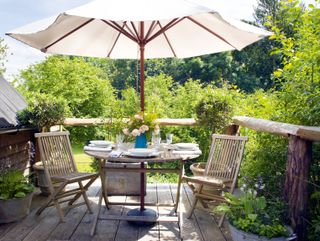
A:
[122, 112, 159, 138]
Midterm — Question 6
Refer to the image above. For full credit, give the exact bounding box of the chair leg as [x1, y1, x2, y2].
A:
[36, 181, 67, 220]
[218, 213, 226, 227]
[187, 196, 199, 219]
[78, 181, 93, 214]
[68, 175, 98, 206]
[54, 199, 65, 222]
[91, 190, 103, 236]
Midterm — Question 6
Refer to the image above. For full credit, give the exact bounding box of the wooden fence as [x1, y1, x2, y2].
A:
[0, 128, 35, 174]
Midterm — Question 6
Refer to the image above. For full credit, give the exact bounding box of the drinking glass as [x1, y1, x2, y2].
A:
[152, 132, 161, 147]
[166, 134, 173, 144]
[116, 134, 125, 150]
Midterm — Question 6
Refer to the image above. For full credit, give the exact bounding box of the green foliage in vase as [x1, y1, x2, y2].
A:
[0, 170, 34, 200]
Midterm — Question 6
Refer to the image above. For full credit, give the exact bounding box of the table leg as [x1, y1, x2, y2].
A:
[100, 158, 109, 209]
[175, 160, 184, 212]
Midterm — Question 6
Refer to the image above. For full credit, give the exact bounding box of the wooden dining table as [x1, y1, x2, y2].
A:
[85, 146, 201, 236]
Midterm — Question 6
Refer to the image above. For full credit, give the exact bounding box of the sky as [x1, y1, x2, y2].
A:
[0, 0, 315, 80]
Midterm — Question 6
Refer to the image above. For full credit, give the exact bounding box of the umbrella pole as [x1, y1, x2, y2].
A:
[140, 22, 145, 112]
[140, 44, 145, 112]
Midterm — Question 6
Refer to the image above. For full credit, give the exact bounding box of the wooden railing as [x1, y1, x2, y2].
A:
[232, 116, 320, 241]
[63, 118, 198, 126]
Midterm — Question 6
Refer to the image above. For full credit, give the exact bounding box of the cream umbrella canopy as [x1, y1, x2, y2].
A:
[6, 0, 271, 111]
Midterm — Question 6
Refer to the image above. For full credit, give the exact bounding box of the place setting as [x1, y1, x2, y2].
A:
[122, 148, 160, 158]
[83, 140, 114, 152]
[172, 142, 202, 157]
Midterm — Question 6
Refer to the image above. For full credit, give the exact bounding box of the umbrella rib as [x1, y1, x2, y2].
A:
[124, 22, 138, 41]
[158, 22, 176, 57]
[130, 22, 140, 42]
[144, 21, 157, 41]
[107, 22, 126, 57]
[146, 17, 184, 44]
[41, 18, 95, 52]
[187, 16, 238, 50]
[101, 20, 138, 43]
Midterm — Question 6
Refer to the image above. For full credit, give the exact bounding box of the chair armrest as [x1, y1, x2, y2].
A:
[182, 175, 227, 187]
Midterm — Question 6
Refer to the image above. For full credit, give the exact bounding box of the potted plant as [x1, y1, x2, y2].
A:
[0, 170, 34, 223]
[215, 189, 296, 241]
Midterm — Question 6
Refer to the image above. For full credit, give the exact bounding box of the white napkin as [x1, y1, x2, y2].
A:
[109, 150, 123, 158]
[173, 143, 199, 151]
[83, 146, 112, 152]
[172, 149, 202, 156]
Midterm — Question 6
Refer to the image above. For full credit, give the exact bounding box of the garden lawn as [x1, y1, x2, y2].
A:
[72, 144, 94, 173]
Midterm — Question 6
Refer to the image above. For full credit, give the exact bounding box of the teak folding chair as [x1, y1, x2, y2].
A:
[35, 131, 98, 222]
[183, 134, 248, 226]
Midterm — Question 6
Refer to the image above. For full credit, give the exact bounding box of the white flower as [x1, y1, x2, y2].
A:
[131, 129, 141, 137]
[123, 128, 130, 135]
[153, 125, 160, 135]
[139, 125, 149, 133]
[134, 114, 143, 120]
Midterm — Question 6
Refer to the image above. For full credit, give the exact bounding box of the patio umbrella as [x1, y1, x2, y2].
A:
[6, 0, 271, 111]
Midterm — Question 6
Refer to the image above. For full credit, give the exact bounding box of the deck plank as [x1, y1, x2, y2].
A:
[92, 195, 126, 241]
[47, 181, 101, 240]
[183, 184, 227, 241]
[22, 180, 101, 241]
[0, 191, 53, 241]
[157, 183, 180, 241]
[113, 195, 140, 241]
[1, 179, 229, 241]
[173, 184, 204, 241]
[138, 184, 160, 241]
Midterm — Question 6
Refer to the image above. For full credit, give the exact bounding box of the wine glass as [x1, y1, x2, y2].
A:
[166, 134, 173, 144]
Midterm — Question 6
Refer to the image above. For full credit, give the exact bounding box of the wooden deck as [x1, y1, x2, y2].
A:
[0, 179, 231, 241]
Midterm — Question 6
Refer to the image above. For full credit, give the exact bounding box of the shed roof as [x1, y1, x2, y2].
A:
[0, 75, 27, 129]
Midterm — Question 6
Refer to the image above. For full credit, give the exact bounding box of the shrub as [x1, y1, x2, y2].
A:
[17, 93, 68, 132]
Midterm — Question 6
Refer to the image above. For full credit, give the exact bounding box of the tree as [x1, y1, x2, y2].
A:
[0, 38, 8, 75]
[17, 55, 116, 118]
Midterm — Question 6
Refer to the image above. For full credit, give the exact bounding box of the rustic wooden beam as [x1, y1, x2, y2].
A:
[232, 116, 320, 141]
[284, 135, 312, 241]
[63, 118, 198, 126]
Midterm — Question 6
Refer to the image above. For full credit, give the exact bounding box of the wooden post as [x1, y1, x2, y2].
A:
[284, 135, 312, 241]
[225, 124, 239, 135]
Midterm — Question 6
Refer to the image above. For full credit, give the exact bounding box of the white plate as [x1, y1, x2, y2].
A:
[127, 148, 157, 157]
[174, 143, 199, 150]
[90, 140, 113, 147]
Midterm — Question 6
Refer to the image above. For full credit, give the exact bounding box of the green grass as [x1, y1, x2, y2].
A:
[72, 144, 94, 173]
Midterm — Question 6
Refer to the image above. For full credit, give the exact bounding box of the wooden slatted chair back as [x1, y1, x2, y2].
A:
[205, 134, 248, 191]
[35, 131, 77, 176]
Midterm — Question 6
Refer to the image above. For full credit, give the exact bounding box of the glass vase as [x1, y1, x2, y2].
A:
[135, 133, 148, 148]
